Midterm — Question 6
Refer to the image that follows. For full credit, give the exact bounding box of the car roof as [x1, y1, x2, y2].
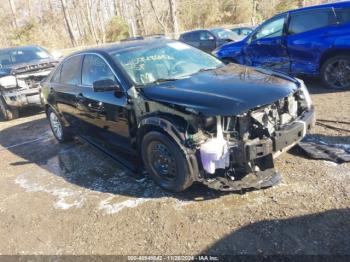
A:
[180, 29, 209, 35]
[209, 28, 229, 31]
[232, 27, 253, 30]
[0, 45, 43, 52]
[286, 1, 350, 15]
[68, 38, 174, 57]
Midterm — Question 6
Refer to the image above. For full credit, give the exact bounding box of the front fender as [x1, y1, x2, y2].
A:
[137, 116, 187, 147]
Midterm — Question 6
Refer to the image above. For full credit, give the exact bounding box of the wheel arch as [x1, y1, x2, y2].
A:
[45, 104, 70, 127]
[136, 114, 188, 149]
[136, 114, 200, 180]
[319, 48, 350, 69]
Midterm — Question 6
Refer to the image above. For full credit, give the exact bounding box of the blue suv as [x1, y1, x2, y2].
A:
[214, 2, 350, 89]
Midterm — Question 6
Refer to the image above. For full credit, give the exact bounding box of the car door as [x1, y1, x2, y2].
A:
[50, 55, 84, 133]
[243, 14, 290, 73]
[286, 8, 338, 76]
[77, 53, 132, 152]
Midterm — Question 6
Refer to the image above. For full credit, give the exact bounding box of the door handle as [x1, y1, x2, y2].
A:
[88, 101, 104, 113]
[76, 93, 85, 103]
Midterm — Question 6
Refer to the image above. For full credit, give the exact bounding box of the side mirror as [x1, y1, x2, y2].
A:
[92, 79, 123, 97]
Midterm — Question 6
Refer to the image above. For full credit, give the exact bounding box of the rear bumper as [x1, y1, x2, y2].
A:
[1, 87, 42, 108]
[245, 106, 316, 161]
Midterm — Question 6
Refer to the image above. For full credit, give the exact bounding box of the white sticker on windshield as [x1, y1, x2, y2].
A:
[167, 42, 191, 50]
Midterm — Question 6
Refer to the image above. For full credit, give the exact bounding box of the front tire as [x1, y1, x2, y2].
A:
[141, 131, 194, 192]
[0, 96, 18, 121]
[321, 55, 350, 89]
[47, 108, 72, 143]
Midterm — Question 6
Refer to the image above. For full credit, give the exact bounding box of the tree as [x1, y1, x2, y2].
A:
[169, 0, 179, 35]
[8, 0, 18, 29]
[60, 0, 78, 47]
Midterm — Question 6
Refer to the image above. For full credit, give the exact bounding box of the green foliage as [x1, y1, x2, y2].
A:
[105, 16, 130, 42]
[8, 18, 70, 49]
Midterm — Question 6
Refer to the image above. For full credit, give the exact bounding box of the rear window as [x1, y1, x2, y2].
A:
[181, 32, 199, 41]
[288, 8, 336, 35]
[335, 7, 350, 24]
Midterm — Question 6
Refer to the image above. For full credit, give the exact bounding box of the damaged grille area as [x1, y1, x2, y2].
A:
[13, 62, 57, 74]
[21, 74, 49, 89]
[243, 91, 303, 140]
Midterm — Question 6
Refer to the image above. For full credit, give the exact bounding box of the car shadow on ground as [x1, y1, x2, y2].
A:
[201, 208, 350, 255]
[0, 106, 43, 122]
[0, 117, 238, 202]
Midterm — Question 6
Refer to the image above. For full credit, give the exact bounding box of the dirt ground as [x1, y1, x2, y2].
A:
[0, 79, 349, 256]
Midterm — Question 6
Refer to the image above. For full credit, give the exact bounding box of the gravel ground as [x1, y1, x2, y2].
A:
[0, 79, 349, 256]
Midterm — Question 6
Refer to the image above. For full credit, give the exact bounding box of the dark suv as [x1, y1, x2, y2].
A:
[42, 39, 315, 192]
[0, 45, 58, 120]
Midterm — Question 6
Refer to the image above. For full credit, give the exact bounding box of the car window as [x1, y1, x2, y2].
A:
[51, 65, 61, 83]
[0, 46, 51, 68]
[82, 54, 116, 86]
[199, 31, 213, 41]
[241, 28, 252, 35]
[253, 15, 286, 40]
[335, 7, 350, 25]
[60, 55, 82, 85]
[288, 8, 336, 35]
[111, 42, 222, 86]
[182, 32, 197, 41]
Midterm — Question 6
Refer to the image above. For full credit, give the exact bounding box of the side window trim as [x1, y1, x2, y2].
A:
[80, 53, 123, 90]
[50, 64, 62, 83]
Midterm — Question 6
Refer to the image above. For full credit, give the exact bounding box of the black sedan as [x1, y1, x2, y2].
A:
[42, 38, 315, 192]
[179, 28, 240, 53]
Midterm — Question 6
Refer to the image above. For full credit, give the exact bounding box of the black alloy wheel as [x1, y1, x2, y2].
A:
[321, 55, 350, 89]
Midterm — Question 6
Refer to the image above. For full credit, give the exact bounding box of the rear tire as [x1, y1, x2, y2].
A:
[141, 131, 194, 192]
[321, 55, 350, 89]
[0, 96, 18, 121]
[47, 107, 72, 143]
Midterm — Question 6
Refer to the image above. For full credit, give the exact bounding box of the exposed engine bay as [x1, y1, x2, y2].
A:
[190, 83, 314, 191]
[129, 79, 315, 191]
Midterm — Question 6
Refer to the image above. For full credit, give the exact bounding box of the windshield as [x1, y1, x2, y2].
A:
[0, 46, 51, 68]
[111, 41, 223, 86]
[211, 29, 238, 40]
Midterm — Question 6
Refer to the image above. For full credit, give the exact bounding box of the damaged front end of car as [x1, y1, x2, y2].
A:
[0, 61, 57, 109]
[130, 78, 315, 192]
[189, 81, 314, 191]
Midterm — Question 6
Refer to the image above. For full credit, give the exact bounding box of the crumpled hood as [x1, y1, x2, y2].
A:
[141, 63, 300, 116]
